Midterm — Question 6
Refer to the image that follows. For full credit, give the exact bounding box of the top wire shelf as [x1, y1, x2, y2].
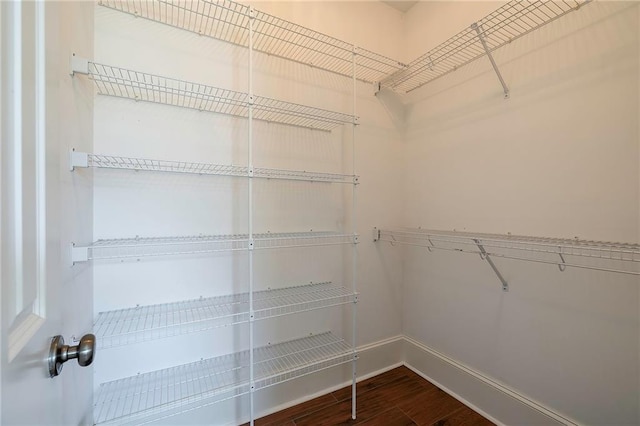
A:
[98, 0, 406, 84]
[94, 331, 355, 425]
[374, 228, 640, 276]
[72, 152, 358, 184]
[382, 0, 590, 93]
[72, 231, 357, 262]
[85, 62, 355, 131]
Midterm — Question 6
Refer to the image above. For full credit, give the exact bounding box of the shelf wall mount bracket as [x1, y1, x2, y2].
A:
[473, 239, 508, 292]
[558, 249, 567, 272]
[71, 243, 89, 265]
[69, 149, 88, 171]
[69, 53, 89, 76]
[471, 23, 510, 99]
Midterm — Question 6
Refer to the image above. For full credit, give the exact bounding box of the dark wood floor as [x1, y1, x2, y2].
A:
[244, 366, 494, 426]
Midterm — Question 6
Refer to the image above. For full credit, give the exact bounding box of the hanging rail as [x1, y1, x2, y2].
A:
[374, 228, 640, 290]
[97, 0, 406, 84]
[381, 0, 591, 94]
[70, 58, 355, 132]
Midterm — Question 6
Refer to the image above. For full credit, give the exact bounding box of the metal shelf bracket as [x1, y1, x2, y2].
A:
[471, 23, 510, 99]
[473, 239, 508, 291]
[558, 248, 567, 272]
[71, 244, 89, 265]
[69, 54, 89, 76]
[69, 149, 88, 171]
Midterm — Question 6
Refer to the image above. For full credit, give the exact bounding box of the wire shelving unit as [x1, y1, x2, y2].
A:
[73, 232, 357, 263]
[381, 0, 591, 93]
[80, 62, 355, 132]
[95, 282, 357, 348]
[93, 332, 355, 425]
[80, 0, 362, 423]
[71, 152, 358, 184]
[97, 0, 406, 84]
[374, 228, 640, 276]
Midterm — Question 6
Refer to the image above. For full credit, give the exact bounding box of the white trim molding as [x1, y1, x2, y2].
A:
[403, 335, 581, 426]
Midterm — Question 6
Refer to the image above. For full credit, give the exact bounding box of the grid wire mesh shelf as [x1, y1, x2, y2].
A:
[95, 282, 356, 348]
[87, 62, 355, 131]
[98, 0, 406, 83]
[375, 228, 640, 275]
[73, 152, 357, 184]
[74, 231, 357, 262]
[382, 0, 590, 93]
[94, 332, 355, 425]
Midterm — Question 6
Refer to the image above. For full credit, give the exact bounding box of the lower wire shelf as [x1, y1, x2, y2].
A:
[95, 282, 357, 348]
[93, 332, 356, 425]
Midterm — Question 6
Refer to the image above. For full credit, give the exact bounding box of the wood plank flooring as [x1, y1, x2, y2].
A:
[243, 366, 494, 426]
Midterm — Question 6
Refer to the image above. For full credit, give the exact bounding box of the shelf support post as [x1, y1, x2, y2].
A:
[473, 239, 508, 291]
[350, 44, 358, 422]
[248, 6, 256, 426]
[471, 23, 510, 99]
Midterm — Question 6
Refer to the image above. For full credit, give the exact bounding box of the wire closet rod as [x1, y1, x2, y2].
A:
[374, 228, 640, 276]
[381, 0, 591, 93]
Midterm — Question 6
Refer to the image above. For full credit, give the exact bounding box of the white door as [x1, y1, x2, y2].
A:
[1, 1, 94, 424]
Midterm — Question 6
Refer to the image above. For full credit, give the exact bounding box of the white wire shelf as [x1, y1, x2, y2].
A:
[72, 231, 357, 262]
[374, 228, 640, 276]
[95, 282, 356, 348]
[94, 331, 355, 425]
[382, 0, 590, 93]
[71, 152, 358, 184]
[84, 62, 355, 131]
[98, 0, 406, 84]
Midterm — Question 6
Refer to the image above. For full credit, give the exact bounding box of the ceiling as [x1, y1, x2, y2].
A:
[381, 1, 418, 13]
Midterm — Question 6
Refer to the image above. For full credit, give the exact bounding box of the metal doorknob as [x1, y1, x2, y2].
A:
[48, 334, 96, 378]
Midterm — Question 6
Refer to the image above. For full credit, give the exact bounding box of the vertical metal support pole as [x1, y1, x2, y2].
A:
[351, 46, 358, 421]
[248, 7, 255, 426]
[471, 23, 510, 99]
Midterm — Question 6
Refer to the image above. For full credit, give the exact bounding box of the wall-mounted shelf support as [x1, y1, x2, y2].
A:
[69, 150, 88, 171]
[69, 53, 89, 76]
[71, 244, 88, 264]
[558, 249, 567, 272]
[471, 23, 510, 99]
[473, 239, 508, 291]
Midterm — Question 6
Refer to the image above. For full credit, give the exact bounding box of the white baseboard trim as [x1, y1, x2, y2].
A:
[403, 335, 581, 426]
[403, 362, 505, 426]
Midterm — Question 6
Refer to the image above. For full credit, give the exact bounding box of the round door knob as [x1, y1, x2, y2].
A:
[48, 334, 96, 378]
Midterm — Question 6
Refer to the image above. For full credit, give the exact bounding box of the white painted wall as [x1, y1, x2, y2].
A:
[91, 1, 404, 424]
[398, 1, 640, 424]
[57, 2, 96, 423]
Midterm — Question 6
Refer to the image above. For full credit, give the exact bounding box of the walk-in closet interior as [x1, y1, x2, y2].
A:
[1, 0, 638, 425]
